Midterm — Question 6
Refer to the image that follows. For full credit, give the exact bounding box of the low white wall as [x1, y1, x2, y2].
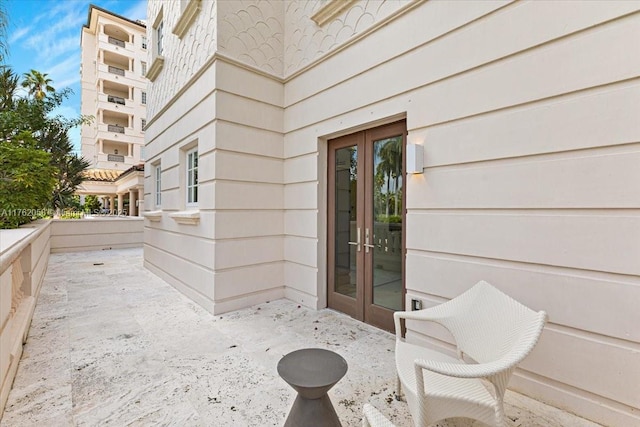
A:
[0, 219, 51, 416]
[50, 217, 143, 253]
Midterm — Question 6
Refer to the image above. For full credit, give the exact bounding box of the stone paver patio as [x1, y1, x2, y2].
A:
[1, 249, 599, 426]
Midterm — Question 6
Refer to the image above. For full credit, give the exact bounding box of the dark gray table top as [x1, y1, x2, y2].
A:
[278, 348, 348, 389]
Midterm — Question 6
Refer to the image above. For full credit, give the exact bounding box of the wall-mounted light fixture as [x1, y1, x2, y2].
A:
[406, 143, 424, 174]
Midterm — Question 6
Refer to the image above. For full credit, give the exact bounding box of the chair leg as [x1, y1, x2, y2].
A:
[395, 374, 402, 401]
[495, 405, 509, 427]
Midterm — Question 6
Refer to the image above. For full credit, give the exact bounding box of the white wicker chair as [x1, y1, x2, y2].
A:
[394, 280, 547, 427]
[362, 403, 396, 427]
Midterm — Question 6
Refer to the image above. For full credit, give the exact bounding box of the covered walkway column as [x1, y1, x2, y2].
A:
[109, 196, 115, 214]
[117, 193, 123, 215]
[137, 188, 144, 217]
[129, 190, 137, 216]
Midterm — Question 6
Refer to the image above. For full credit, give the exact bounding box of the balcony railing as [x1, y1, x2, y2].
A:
[108, 66, 125, 76]
[108, 36, 126, 47]
[107, 95, 126, 105]
[107, 154, 125, 162]
[107, 124, 125, 133]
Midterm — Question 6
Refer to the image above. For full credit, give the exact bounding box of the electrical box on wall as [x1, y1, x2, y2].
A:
[411, 299, 422, 311]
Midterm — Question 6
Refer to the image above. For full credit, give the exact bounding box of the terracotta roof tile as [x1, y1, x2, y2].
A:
[82, 169, 122, 182]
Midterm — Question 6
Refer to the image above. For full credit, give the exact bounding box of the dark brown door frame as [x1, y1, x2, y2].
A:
[327, 120, 407, 332]
[327, 131, 365, 321]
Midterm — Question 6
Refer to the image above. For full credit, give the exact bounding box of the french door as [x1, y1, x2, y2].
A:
[327, 121, 406, 332]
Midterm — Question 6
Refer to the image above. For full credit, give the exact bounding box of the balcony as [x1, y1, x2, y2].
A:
[108, 36, 125, 47]
[107, 153, 125, 162]
[107, 94, 125, 105]
[96, 152, 134, 169]
[98, 94, 134, 116]
[0, 245, 596, 426]
[98, 33, 135, 57]
[97, 123, 144, 145]
[97, 63, 143, 86]
[108, 65, 125, 76]
[107, 124, 125, 133]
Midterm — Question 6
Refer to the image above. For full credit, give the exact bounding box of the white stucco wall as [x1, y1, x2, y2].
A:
[144, 1, 640, 425]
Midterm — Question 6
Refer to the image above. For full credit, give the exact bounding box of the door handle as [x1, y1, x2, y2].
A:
[348, 227, 361, 252]
[364, 228, 375, 253]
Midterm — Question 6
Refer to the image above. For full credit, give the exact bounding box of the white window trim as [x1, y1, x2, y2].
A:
[156, 21, 164, 56]
[173, 0, 201, 38]
[148, 9, 165, 82]
[186, 148, 198, 208]
[169, 210, 200, 225]
[311, 0, 357, 26]
[154, 163, 162, 208]
[141, 91, 147, 105]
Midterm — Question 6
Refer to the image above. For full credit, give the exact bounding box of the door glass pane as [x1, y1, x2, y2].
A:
[334, 146, 358, 298]
[372, 136, 403, 310]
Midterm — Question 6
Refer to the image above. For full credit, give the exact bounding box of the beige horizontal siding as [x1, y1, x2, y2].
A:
[144, 244, 215, 300]
[415, 81, 640, 166]
[407, 146, 640, 209]
[213, 211, 284, 239]
[405, 252, 640, 342]
[213, 236, 284, 270]
[213, 263, 284, 300]
[406, 212, 640, 275]
[284, 236, 318, 268]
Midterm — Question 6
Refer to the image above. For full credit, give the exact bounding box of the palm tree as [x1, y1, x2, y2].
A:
[51, 152, 91, 211]
[21, 69, 55, 100]
[0, 0, 7, 64]
[0, 66, 18, 109]
[376, 137, 402, 216]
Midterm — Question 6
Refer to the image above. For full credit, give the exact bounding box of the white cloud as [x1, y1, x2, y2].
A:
[45, 55, 79, 79]
[23, 10, 86, 52]
[43, 55, 81, 90]
[56, 75, 81, 91]
[123, 0, 148, 23]
[8, 26, 31, 44]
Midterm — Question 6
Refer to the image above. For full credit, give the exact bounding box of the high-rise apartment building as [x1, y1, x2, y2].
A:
[78, 5, 147, 215]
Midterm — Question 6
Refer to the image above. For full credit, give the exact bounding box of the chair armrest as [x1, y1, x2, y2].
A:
[363, 403, 396, 427]
[393, 307, 449, 339]
[414, 357, 511, 379]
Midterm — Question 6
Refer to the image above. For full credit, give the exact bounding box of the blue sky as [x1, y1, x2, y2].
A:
[5, 0, 147, 153]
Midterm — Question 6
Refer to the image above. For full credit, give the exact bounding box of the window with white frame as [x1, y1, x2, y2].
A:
[154, 163, 162, 207]
[141, 118, 146, 129]
[186, 148, 198, 206]
[142, 35, 147, 49]
[141, 61, 147, 76]
[156, 21, 164, 55]
[147, 9, 165, 82]
[141, 91, 147, 105]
